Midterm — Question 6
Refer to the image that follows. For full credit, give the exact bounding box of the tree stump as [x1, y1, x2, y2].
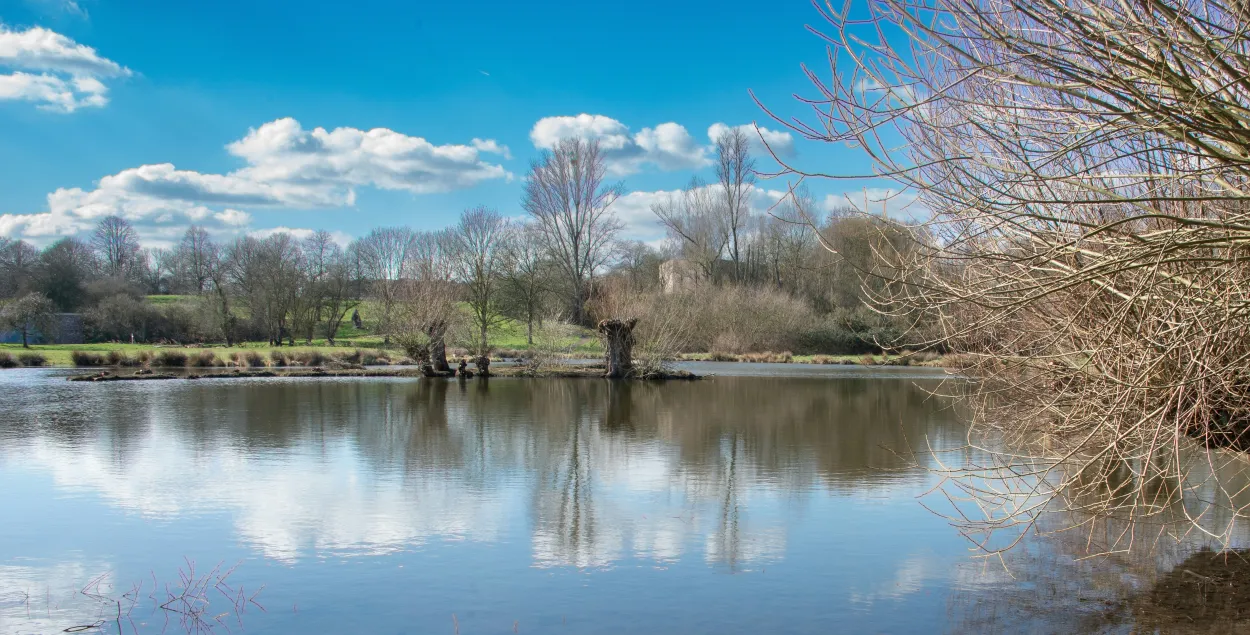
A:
[597, 318, 637, 379]
[474, 355, 491, 377]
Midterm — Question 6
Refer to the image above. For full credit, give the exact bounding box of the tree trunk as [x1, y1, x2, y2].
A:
[526, 316, 533, 346]
[598, 318, 637, 379]
[428, 321, 450, 373]
[21, 327, 28, 349]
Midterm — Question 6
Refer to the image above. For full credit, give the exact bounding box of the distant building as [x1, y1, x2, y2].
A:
[659, 259, 701, 294]
[0, 313, 84, 345]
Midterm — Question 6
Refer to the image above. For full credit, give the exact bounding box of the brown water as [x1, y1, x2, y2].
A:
[0, 365, 1245, 634]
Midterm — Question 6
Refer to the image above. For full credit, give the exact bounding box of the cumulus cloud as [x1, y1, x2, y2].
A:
[0, 26, 130, 112]
[0, 118, 511, 244]
[707, 122, 795, 158]
[249, 226, 353, 246]
[530, 114, 709, 175]
[613, 184, 791, 243]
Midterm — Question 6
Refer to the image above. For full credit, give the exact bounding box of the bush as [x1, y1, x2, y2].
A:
[741, 351, 793, 364]
[269, 350, 289, 367]
[335, 349, 362, 364]
[231, 350, 264, 367]
[71, 351, 106, 366]
[292, 350, 326, 367]
[0, 352, 16, 369]
[105, 350, 140, 367]
[360, 350, 390, 366]
[17, 352, 47, 367]
[152, 350, 188, 367]
[190, 350, 220, 367]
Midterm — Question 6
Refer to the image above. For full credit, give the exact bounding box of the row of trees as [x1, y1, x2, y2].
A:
[2, 128, 911, 357]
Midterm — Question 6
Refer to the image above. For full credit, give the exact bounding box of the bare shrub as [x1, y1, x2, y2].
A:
[105, 350, 140, 367]
[0, 352, 15, 369]
[17, 352, 46, 367]
[190, 350, 220, 367]
[765, 0, 1250, 553]
[71, 351, 106, 366]
[292, 350, 326, 367]
[152, 350, 188, 367]
[524, 314, 584, 372]
[231, 350, 265, 367]
[680, 285, 815, 353]
[268, 350, 289, 367]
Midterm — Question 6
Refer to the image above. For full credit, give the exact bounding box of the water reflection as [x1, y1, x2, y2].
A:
[0, 373, 962, 569]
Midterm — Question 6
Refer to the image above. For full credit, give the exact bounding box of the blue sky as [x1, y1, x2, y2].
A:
[0, 0, 900, 248]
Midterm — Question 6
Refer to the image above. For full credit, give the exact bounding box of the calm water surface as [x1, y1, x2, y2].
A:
[0, 366, 1236, 634]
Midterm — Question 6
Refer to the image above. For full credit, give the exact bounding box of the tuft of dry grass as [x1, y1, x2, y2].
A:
[17, 352, 47, 367]
[189, 350, 220, 367]
[152, 350, 189, 367]
[0, 352, 16, 369]
[268, 350, 289, 367]
[71, 350, 107, 366]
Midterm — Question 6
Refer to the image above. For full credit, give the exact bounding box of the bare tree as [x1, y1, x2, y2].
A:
[764, 0, 1250, 554]
[449, 206, 510, 354]
[0, 292, 56, 348]
[651, 177, 729, 283]
[713, 128, 756, 282]
[92, 216, 141, 279]
[355, 227, 415, 345]
[173, 226, 217, 294]
[0, 238, 40, 299]
[394, 230, 460, 373]
[501, 221, 552, 346]
[320, 244, 362, 345]
[522, 137, 623, 324]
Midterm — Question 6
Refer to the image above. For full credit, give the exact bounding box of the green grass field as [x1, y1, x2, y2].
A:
[1, 296, 603, 366]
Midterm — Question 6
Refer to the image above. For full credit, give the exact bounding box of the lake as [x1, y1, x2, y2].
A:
[0, 365, 1242, 634]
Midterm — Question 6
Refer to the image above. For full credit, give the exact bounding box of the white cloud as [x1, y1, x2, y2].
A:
[249, 226, 353, 246]
[470, 137, 511, 159]
[227, 118, 510, 195]
[0, 26, 130, 112]
[530, 114, 709, 175]
[613, 184, 792, 243]
[708, 122, 795, 158]
[0, 118, 511, 244]
[214, 209, 252, 226]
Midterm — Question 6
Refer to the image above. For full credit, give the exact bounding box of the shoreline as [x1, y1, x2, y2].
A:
[2, 344, 956, 370]
[65, 364, 702, 382]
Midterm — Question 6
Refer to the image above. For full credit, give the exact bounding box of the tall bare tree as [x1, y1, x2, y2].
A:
[713, 128, 756, 282]
[501, 221, 552, 345]
[173, 226, 217, 294]
[355, 227, 415, 345]
[449, 206, 510, 354]
[0, 238, 40, 299]
[92, 216, 141, 279]
[522, 137, 623, 324]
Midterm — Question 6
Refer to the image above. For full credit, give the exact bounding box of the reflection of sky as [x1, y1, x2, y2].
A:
[1, 369, 1164, 634]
